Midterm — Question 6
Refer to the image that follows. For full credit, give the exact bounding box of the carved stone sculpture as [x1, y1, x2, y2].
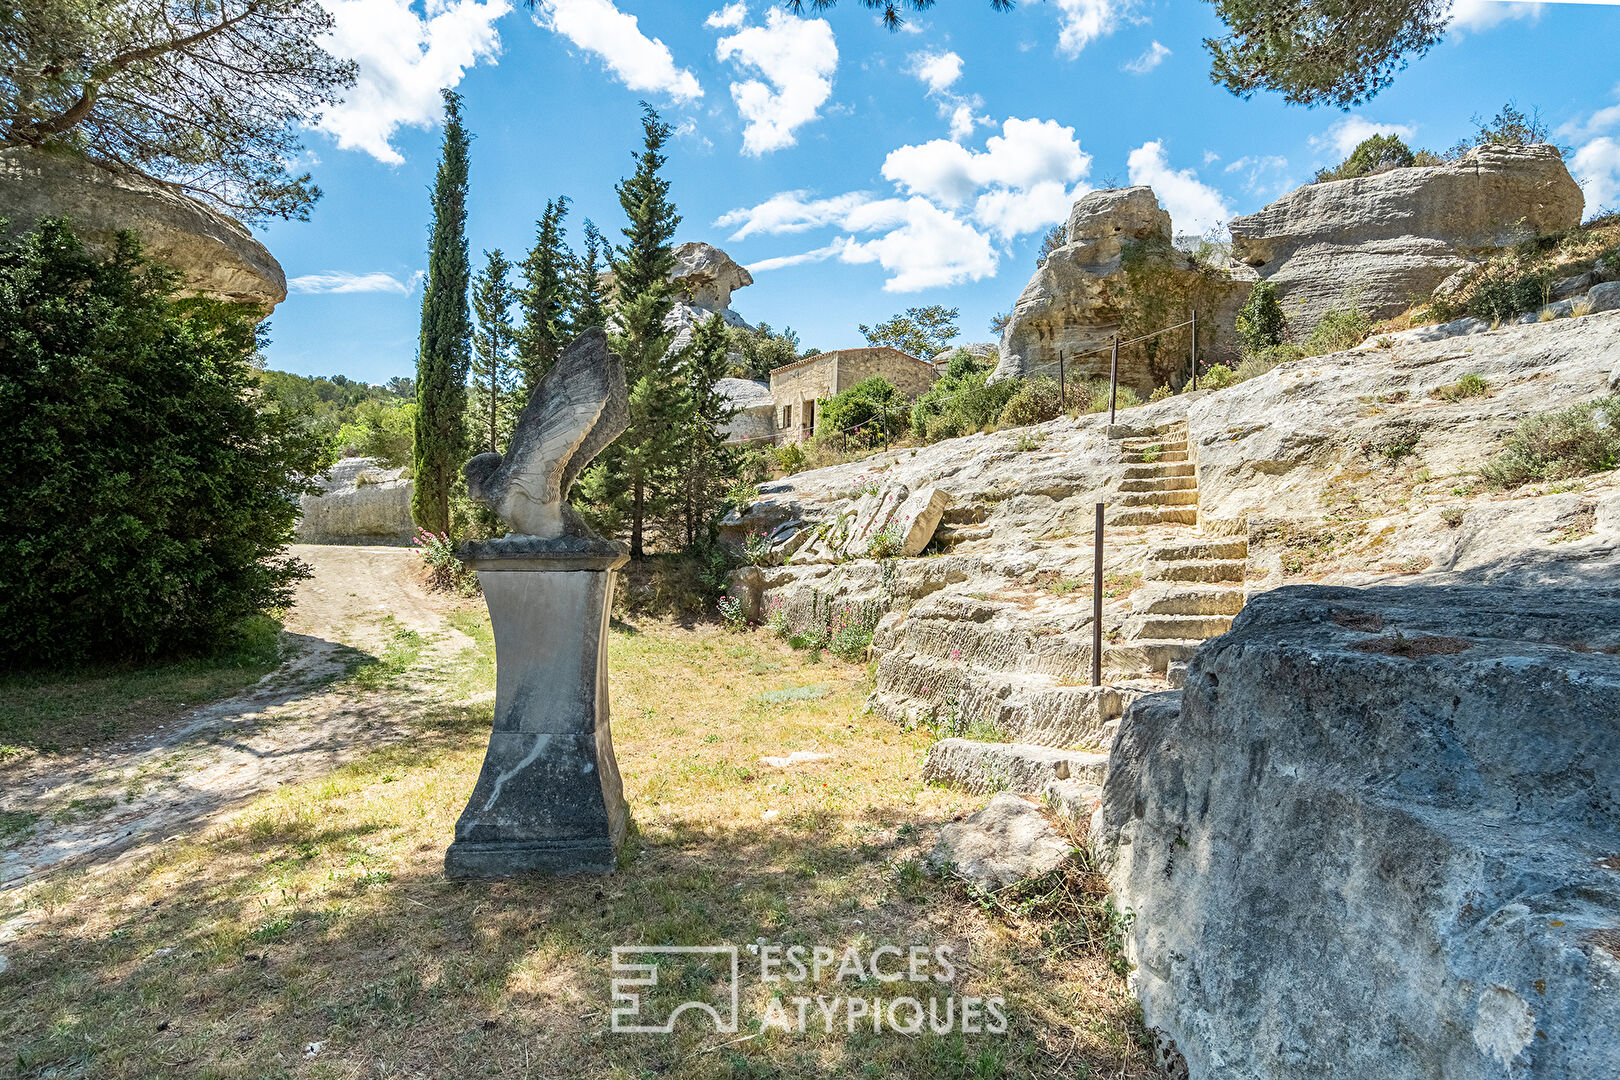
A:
[444, 327, 632, 878]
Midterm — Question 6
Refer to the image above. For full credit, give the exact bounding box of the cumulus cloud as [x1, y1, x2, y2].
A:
[715, 8, 838, 155]
[1572, 137, 1620, 214]
[1559, 83, 1620, 142]
[535, 0, 702, 103]
[1446, 0, 1542, 31]
[1310, 115, 1418, 159]
[972, 180, 1085, 240]
[1126, 141, 1232, 236]
[1223, 154, 1290, 195]
[319, 0, 510, 165]
[1052, 0, 1129, 57]
[838, 198, 999, 291]
[705, 1, 748, 29]
[1123, 40, 1170, 74]
[906, 50, 963, 94]
[290, 270, 421, 294]
[715, 190, 872, 239]
[883, 117, 1091, 207]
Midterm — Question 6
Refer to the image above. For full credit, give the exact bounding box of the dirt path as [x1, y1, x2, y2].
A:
[0, 545, 478, 889]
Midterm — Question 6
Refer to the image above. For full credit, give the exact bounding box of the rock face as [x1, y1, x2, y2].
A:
[1095, 584, 1620, 1080]
[718, 378, 775, 443]
[930, 792, 1074, 889]
[1229, 144, 1584, 335]
[669, 241, 753, 328]
[295, 458, 414, 544]
[0, 147, 287, 308]
[994, 187, 1252, 392]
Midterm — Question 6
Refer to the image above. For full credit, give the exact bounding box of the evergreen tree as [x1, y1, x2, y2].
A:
[470, 248, 518, 454]
[570, 219, 611, 333]
[671, 314, 741, 548]
[516, 197, 574, 394]
[588, 102, 684, 560]
[411, 90, 472, 535]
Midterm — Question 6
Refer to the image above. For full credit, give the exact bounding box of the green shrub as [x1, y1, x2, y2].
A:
[335, 398, 416, 468]
[1149, 384, 1174, 402]
[1077, 380, 1141, 414]
[1313, 133, 1416, 183]
[1479, 396, 1620, 489]
[1433, 373, 1491, 402]
[996, 376, 1064, 428]
[1304, 300, 1373, 355]
[1463, 264, 1552, 323]
[1235, 280, 1288, 352]
[1200, 364, 1236, 391]
[911, 363, 1019, 443]
[0, 220, 325, 669]
[815, 376, 908, 446]
[771, 441, 808, 474]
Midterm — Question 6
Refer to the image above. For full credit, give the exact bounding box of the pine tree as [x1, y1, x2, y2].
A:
[516, 197, 574, 395]
[411, 90, 472, 535]
[587, 102, 684, 560]
[672, 313, 741, 548]
[470, 248, 517, 455]
[570, 219, 610, 333]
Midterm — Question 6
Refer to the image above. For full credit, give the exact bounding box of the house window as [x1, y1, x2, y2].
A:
[780, 404, 792, 429]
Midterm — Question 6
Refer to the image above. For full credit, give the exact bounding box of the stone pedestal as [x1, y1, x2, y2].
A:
[445, 548, 629, 878]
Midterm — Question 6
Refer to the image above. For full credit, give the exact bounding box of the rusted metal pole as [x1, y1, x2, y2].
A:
[1092, 502, 1104, 687]
[1190, 308, 1198, 391]
[1058, 350, 1066, 410]
[1107, 334, 1120, 426]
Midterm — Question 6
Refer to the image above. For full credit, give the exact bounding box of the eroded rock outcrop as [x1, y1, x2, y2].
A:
[1229, 144, 1583, 335]
[993, 187, 1253, 392]
[668, 241, 752, 329]
[295, 458, 414, 544]
[1094, 584, 1620, 1080]
[0, 147, 287, 308]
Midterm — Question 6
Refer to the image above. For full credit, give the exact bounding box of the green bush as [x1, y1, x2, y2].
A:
[1200, 364, 1237, 391]
[1075, 380, 1141, 413]
[0, 220, 325, 668]
[1463, 264, 1552, 323]
[911, 358, 1019, 443]
[996, 376, 1063, 428]
[1313, 134, 1417, 183]
[335, 398, 416, 468]
[1235, 280, 1288, 352]
[771, 441, 808, 474]
[816, 376, 908, 446]
[1480, 395, 1620, 489]
[1304, 300, 1373, 355]
[1433, 373, 1491, 402]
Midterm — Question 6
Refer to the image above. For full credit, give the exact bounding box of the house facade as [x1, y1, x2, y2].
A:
[767, 347, 937, 443]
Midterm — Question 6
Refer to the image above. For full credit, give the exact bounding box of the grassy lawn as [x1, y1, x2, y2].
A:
[1, 612, 1148, 1080]
[0, 616, 285, 758]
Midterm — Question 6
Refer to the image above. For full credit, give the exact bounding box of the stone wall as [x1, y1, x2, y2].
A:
[767, 347, 937, 442]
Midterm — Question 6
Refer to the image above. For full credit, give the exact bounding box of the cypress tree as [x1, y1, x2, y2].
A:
[672, 313, 741, 548]
[470, 248, 517, 455]
[411, 89, 472, 535]
[570, 219, 611, 333]
[516, 196, 574, 395]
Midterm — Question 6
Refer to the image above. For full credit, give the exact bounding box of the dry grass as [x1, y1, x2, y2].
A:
[1, 611, 1148, 1079]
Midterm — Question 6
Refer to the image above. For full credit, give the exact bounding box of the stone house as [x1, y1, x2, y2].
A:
[768, 347, 937, 443]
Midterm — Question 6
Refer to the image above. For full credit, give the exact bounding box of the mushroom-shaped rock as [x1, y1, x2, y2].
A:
[670, 241, 754, 313]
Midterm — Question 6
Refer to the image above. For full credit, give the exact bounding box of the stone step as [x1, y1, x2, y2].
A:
[1148, 538, 1249, 562]
[1130, 583, 1248, 616]
[1119, 475, 1199, 493]
[1122, 462, 1196, 480]
[1121, 449, 1190, 464]
[1119, 489, 1201, 507]
[1120, 438, 1189, 453]
[873, 658, 1137, 749]
[1109, 506, 1199, 527]
[1144, 558, 1245, 583]
[1127, 614, 1235, 641]
[923, 738, 1109, 796]
[1104, 638, 1201, 676]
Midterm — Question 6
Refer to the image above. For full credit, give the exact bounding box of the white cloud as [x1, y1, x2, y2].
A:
[1559, 83, 1620, 142]
[319, 0, 510, 165]
[1309, 115, 1418, 159]
[1223, 154, 1290, 194]
[1446, 0, 1542, 31]
[1571, 136, 1620, 214]
[973, 180, 1088, 241]
[1123, 40, 1170, 74]
[906, 50, 963, 94]
[745, 240, 851, 273]
[715, 190, 872, 239]
[883, 117, 1091, 207]
[715, 8, 838, 155]
[705, 2, 748, 29]
[1052, 0, 1129, 57]
[838, 198, 999, 291]
[1126, 141, 1232, 236]
[535, 0, 702, 103]
[290, 270, 421, 294]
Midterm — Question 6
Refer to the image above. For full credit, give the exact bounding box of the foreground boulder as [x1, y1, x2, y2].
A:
[1095, 584, 1620, 1080]
[295, 458, 414, 544]
[1229, 144, 1583, 336]
[931, 792, 1073, 888]
[0, 147, 287, 308]
[994, 186, 1252, 392]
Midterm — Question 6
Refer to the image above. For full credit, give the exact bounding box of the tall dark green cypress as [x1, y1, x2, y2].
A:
[411, 90, 472, 535]
[672, 313, 740, 548]
[469, 248, 517, 455]
[516, 197, 574, 395]
[570, 219, 610, 334]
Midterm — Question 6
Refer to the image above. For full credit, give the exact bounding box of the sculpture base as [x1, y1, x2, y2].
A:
[445, 552, 629, 879]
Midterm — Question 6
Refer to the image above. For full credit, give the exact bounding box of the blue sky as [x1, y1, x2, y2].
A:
[262, 0, 1620, 384]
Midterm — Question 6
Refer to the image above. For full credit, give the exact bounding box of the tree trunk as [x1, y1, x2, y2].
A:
[631, 476, 644, 559]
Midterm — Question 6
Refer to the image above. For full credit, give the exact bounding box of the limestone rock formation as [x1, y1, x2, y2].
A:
[671, 241, 753, 316]
[0, 147, 287, 308]
[1229, 144, 1584, 335]
[930, 342, 998, 369]
[295, 458, 414, 544]
[1094, 585, 1620, 1080]
[994, 187, 1252, 392]
[929, 793, 1074, 888]
[718, 378, 775, 443]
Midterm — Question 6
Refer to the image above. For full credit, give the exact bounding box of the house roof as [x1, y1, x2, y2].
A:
[769, 345, 926, 378]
